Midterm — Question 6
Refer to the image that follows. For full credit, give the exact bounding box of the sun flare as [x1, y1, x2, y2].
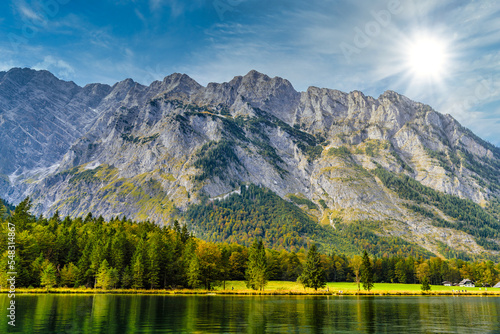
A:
[406, 36, 448, 82]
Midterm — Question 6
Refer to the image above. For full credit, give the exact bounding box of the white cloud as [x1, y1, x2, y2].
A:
[0, 60, 20, 72]
[148, 0, 204, 15]
[34, 56, 75, 79]
[18, 3, 44, 22]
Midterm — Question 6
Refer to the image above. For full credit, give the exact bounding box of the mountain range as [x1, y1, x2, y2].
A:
[1, 67, 499, 258]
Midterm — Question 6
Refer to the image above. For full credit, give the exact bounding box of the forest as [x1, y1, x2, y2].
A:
[2, 197, 500, 290]
[186, 184, 433, 258]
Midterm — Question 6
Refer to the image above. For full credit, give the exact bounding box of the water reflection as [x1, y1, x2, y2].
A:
[1, 294, 500, 333]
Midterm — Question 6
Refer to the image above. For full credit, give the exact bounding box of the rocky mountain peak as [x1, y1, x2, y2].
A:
[232, 70, 300, 122]
[1, 67, 80, 96]
[112, 77, 137, 90]
[158, 72, 202, 96]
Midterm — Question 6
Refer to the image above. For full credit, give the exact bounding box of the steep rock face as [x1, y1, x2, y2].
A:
[192, 70, 300, 122]
[0, 68, 112, 200]
[1, 68, 499, 257]
[295, 87, 497, 204]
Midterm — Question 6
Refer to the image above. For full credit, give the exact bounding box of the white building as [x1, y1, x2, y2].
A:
[458, 279, 475, 287]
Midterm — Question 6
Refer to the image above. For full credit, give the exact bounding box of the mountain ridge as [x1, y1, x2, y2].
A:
[1, 67, 499, 258]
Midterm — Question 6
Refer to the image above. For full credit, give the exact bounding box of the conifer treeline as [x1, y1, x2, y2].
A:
[1, 198, 500, 290]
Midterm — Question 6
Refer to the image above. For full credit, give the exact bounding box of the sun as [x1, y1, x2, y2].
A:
[406, 36, 449, 82]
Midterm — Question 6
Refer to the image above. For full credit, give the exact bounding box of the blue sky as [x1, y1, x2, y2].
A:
[1, 0, 499, 146]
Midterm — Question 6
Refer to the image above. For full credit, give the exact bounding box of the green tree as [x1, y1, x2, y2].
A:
[361, 250, 374, 291]
[350, 255, 363, 292]
[60, 263, 79, 287]
[421, 276, 431, 291]
[298, 244, 325, 291]
[395, 260, 407, 283]
[132, 242, 146, 289]
[121, 266, 133, 289]
[194, 242, 222, 290]
[96, 259, 113, 290]
[11, 197, 34, 231]
[229, 250, 248, 280]
[246, 239, 267, 291]
[40, 260, 57, 288]
[416, 262, 430, 284]
[146, 232, 163, 289]
[187, 254, 201, 288]
[108, 267, 119, 289]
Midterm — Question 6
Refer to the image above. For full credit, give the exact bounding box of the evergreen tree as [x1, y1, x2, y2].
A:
[11, 197, 34, 231]
[109, 267, 120, 289]
[246, 239, 267, 291]
[181, 224, 190, 244]
[187, 255, 201, 288]
[298, 244, 325, 291]
[361, 250, 374, 291]
[60, 263, 79, 287]
[111, 232, 128, 274]
[121, 266, 133, 288]
[132, 242, 146, 289]
[421, 276, 431, 292]
[96, 259, 110, 289]
[146, 232, 162, 289]
[40, 260, 57, 288]
[395, 260, 407, 283]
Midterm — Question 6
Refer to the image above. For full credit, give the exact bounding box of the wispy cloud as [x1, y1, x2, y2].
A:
[34, 56, 75, 79]
[148, 0, 205, 16]
[0, 60, 20, 72]
[17, 2, 45, 23]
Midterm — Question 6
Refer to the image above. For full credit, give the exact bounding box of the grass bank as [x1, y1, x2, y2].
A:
[3, 281, 500, 296]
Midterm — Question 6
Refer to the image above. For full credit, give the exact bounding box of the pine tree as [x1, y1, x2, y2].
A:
[132, 242, 146, 289]
[147, 232, 162, 289]
[361, 250, 374, 291]
[109, 267, 119, 289]
[60, 263, 79, 287]
[96, 259, 112, 289]
[297, 244, 325, 291]
[187, 255, 201, 288]
[11, 197, 33, 231]
[181, 224, 190, 244]
[121, 266, 133, 289]
[40, 260, 57, 288]
[246, 239, 267, 291]
[421, 276, 431, 292]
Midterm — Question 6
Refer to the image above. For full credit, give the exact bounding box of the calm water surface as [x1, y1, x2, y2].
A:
[1, 294, 500, 333]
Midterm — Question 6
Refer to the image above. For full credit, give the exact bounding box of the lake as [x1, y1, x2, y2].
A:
[1, 294, 500, 333]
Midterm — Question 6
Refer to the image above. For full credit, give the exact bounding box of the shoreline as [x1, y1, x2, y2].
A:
[3, 288, 500, 296]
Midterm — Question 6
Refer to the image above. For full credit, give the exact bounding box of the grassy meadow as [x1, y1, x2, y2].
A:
[5, 281, 500, 295]
[215, 281, 500, 295]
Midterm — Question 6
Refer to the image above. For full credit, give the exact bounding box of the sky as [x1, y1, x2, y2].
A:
[1, 0, 499, 146]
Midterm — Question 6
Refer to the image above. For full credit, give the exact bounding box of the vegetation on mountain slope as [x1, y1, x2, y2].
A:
[372, 167, 500, 250]
[186, 184, 434, 258]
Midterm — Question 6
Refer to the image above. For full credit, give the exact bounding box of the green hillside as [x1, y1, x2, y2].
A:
[185, 184, 433, 258]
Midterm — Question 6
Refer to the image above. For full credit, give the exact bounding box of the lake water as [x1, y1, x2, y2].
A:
[1, 294, 500, 333]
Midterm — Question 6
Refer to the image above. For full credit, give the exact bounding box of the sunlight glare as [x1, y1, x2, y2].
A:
[406, 36, 448, 82]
